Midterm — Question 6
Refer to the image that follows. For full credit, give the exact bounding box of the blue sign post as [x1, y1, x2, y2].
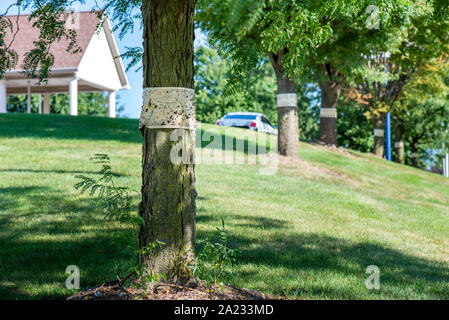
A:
[386, 112, 391, 161]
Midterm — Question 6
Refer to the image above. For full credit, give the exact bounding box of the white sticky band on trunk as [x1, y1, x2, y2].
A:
[139, 87, 196, 130]
[374, 129, 384, 137]
[277, 93, 297, 107]
[394, 142, 404, 148]
[320, 108, 337, 118]
[411, 152, 419, 157]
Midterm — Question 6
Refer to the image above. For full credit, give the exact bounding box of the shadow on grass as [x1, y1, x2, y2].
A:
[0, 168, 127, 177]
[0, 168, 129, 178]
[0, 114, 142, 144]
[0, 114, 273, 155]
[196, 214, 287, 231]
[2, 184, 447, 299]
[0, 186, 136, 299]
[197, 127, 275, 156]
[230, 215, 287, 230]
[196, 214, 288, 230]
[198, 228, 449, 299]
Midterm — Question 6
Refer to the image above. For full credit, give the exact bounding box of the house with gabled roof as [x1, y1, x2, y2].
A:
[0, 11, 130, 117]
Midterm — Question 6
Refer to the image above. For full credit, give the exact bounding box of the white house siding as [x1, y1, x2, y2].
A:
[77, 27, 122, 91]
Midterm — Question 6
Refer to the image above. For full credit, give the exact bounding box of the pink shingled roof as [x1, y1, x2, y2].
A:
[4, 11, 100, 71]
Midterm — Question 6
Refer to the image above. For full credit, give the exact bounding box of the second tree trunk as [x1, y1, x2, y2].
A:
[411, 139, 419, 168]
[373, 116, 385, 158]
[277, 77, 300, 157]
[394, 124, 405, 164]
[268, 51, 300, 157]
[318, 80, 341, 146]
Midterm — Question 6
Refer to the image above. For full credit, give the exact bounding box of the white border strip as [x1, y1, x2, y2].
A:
[140, 87, 196, 130]
[277, 93, 297, 108]
[374, 129, 384, 137]
[320, 108, 337, 118]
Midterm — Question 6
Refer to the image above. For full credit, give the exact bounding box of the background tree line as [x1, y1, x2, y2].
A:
[196, 0, 449, 171]
[6, 1, 448, 171]
[194, 42, 449, 171]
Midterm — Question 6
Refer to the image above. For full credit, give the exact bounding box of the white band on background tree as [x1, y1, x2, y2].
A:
[276, 93, 297, 108]
[320, 108, 337, 118]
[374, 129, 384, 137]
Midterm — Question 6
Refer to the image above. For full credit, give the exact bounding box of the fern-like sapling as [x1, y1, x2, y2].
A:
[74, 154, 144, 260]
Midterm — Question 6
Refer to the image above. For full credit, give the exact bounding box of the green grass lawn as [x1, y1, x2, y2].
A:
[0, 113, 448, 299]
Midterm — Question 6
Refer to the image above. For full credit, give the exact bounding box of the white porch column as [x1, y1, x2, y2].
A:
[0, 80, 6, 114]
[108, 91, 116, 118]
[43, 93, 50, 114]
[69, 78, 78, 116]
[444, 153, 449, 178]
[27, 84, 31, 113]
[38, 94, 42, 114]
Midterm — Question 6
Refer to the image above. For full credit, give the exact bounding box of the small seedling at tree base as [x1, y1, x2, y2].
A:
[193, 218, 239, 295]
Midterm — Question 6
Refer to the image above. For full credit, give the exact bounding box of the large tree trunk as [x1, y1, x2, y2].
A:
[373, 116, 385, 158]
[316, 64, 343, 146]
[268, 50, 300, 157]
[394, 124, 405, 164]
[411, 139, 419, 168]
[139, 0, 196, 285]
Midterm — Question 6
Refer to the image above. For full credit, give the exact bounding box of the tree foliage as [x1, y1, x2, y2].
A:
[196, 0, 330, 93]
[194, 45, 320, 140]
[349, 3, 449, 116]
[194, 45, 276, 123]
[197, 1, 414, 91]
[394, 56, 449, 167]
[337, 97, 374, 152]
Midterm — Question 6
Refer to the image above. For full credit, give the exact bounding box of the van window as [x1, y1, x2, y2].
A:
[224, 114, 258, 120]
[261, 116, 272, 126]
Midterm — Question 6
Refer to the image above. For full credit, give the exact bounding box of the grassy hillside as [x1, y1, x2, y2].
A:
[0, 113, 448, 299]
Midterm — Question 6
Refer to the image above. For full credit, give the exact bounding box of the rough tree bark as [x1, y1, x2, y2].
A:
[394, 124, 405, 164]
[411, 138, 419, 168]
[139, 0, 196, 285]
[373, 116, 385, 158]
[316, 64, 344, 146]
[268, 50, 300, 157]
